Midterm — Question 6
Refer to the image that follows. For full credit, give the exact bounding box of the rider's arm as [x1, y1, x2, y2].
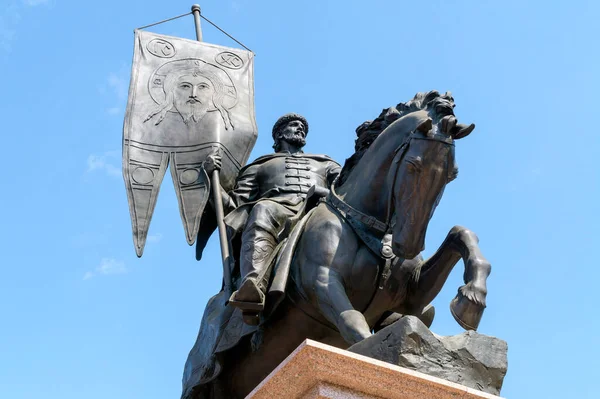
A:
[203, 153, 259, 213]
[228, 163, 259, 208]
[218, 187, 235, 213]
[203, 153, 237, 214]
[326, 161, 342, 186]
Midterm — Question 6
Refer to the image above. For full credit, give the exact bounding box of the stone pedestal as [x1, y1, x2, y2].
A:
[246, 339, 503, 399]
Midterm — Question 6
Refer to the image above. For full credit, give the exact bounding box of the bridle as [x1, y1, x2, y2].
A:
[328, 128, 455, 238]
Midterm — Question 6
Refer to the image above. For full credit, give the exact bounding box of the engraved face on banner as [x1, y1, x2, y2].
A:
[173, 74, 214, 124]
[145, 59, 237, 130]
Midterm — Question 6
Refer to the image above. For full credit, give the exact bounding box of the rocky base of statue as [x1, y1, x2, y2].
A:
[348, 316, 508, 396]
[247, 337, 504, 399]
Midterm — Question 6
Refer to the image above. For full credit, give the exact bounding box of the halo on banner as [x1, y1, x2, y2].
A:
[148, 58, 238, 111]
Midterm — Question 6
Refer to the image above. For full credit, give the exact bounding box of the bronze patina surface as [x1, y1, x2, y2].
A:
[181, 92, 494, 399]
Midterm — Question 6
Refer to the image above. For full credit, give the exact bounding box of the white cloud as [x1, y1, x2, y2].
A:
[1, 1, 50, 54]
[103, 65, 130, 115]
[146, 233, 163, 243]
[0, 4, 21, 53]
[83, 271, 95, 280]
[87, 150, 121, 177]
[84, 258, 127, 280]
[22, 0, 49, 6]
[98, 258, 127, 274]
[108, 71, 129, 101]
[0, 28, 16, 53]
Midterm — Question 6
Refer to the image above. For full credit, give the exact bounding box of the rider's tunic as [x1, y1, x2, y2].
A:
[223, 151, 341, 236]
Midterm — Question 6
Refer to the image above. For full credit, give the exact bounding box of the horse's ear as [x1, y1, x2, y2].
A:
[452, 123, 475, 140]
[416, 118, 433, 133]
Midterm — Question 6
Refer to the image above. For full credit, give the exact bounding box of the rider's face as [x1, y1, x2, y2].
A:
[282, 120, 305, 137]
[278, 120, 307, 148]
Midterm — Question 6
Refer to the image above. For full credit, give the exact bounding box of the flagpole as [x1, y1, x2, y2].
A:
[191, 4, 233, 293]
[191, 4, 203, 41]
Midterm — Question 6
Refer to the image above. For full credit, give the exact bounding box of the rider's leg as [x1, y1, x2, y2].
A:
[314, 266, 372, 345]
[230, 201, 293, 314]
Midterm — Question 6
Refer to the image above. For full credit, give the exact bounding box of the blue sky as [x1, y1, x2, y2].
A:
[1, 0, 599, 398]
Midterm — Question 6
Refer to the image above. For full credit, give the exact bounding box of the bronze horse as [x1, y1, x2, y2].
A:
[185, 92, 491, 398]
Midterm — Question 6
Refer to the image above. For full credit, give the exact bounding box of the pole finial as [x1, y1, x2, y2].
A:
[191, 4, 203, 42]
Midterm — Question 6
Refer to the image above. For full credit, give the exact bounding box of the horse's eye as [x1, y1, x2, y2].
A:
[406, 157, 422, 173]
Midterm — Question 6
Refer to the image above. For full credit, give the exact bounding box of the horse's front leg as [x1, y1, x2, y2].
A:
[405, 225, 491, 330]
[301, 209, 372, 345]
[314, 265, 372, 344]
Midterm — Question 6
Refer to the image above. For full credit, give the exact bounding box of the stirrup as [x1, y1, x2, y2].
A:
[228, 297, 264, 312]
[228, 278, 265, 312]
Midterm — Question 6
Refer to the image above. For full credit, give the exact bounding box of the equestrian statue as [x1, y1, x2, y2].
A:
[180, 90, 492, 399]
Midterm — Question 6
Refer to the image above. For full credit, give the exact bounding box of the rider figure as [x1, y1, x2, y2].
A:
[204, 113, 340, 324]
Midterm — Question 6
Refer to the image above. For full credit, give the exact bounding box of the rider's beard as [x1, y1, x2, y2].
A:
[175, 100, 210, 124]
[281, 131, 306, 148]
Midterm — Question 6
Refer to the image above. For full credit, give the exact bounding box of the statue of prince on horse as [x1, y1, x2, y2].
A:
[182, 91, 492, 399]
[195, 112, 341, 325]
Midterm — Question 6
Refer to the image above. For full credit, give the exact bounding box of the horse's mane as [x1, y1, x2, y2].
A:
[335, 90, 454, 187]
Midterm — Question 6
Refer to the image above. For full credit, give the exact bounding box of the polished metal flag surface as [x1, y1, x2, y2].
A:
[123, 30, 257, 256]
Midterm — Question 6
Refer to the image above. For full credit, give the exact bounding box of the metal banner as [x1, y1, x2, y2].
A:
[123, 30, 257, 257]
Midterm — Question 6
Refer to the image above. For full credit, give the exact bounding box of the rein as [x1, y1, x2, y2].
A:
[328, 129, 454, 236]
[385, 130, 454, 226]
[327, 185, 388, 235]
[325, 133, 412, 237]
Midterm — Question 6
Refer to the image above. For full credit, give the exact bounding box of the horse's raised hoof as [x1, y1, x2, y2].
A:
[450, 291, 484, 331]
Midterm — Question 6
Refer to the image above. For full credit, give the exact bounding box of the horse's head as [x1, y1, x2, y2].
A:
[335, 91, 475, 259]
[390, 92, 475, 259]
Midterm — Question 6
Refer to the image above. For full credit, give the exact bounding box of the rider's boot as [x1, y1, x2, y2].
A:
[228, 226, 277, 324]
